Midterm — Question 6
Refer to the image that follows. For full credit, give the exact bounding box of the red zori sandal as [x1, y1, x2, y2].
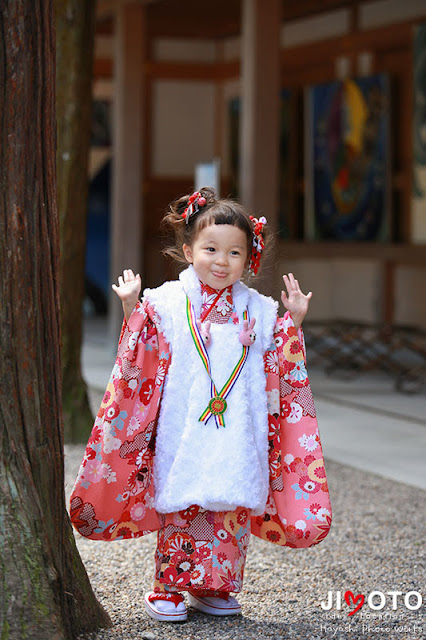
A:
[144, 591, 187, 622]
[187, 592, 241, 616]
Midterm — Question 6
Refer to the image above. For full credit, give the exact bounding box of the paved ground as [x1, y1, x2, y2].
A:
[309, 369, 426, 491]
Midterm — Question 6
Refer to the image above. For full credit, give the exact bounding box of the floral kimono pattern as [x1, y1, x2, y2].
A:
[70, 282, 332, 593]
[153, 506, 251, 595]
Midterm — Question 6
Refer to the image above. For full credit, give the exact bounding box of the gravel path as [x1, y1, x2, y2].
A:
[65, 391, 425, 640]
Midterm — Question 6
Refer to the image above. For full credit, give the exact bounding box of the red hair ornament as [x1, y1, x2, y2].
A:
[248, 215, 267, 276]
[182, 191, 207, 224]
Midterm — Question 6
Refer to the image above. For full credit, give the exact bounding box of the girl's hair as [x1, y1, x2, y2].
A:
[161, 186, 270, 274]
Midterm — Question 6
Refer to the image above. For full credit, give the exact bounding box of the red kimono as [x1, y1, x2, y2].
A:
[70, 281, 332, 594]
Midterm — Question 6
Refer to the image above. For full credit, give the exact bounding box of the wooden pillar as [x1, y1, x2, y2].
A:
[240, 0, 281, 227]
[109, 2, 145, 340]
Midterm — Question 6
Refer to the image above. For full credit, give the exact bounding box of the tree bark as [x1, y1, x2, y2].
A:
[55, 0, 96, 442]
[0, 2, 111, 638]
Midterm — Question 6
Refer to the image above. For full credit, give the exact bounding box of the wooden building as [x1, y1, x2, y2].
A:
[90, 0, 426, 337]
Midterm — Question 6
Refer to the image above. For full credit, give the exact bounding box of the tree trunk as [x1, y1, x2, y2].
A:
[0, 2, 111, 638]
[56, 0, 96, 442]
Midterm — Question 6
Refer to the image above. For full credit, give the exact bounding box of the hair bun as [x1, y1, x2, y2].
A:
[199, 186, 217, 205]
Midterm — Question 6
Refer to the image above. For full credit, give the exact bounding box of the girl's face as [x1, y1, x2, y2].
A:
[183, 224, 249, 289]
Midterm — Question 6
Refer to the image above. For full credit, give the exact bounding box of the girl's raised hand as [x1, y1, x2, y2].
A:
[281, 273, 312, 331]
[112, 269, 141, 320]
[112, 269, 141, 301]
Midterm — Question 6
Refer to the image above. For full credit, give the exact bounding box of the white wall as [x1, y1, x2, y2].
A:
[220, 79, 240, 177]
[277, 257, 383, 324]
[394, 266, 426, 328]
[280, 9, 350, 47]
[153, 38, 217, 63]
[151, 80, 216, 176]
[276, 256, 426, 329]
[360, 0, 426, 29]
[223, 36, 241, 61]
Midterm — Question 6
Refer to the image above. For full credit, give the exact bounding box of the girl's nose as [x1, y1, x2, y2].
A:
[215, 253, 228, 265]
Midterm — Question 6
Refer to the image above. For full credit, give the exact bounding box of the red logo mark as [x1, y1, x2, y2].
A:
[345, 590, 365, 616]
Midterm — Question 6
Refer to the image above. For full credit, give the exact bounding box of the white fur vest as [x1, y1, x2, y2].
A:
[143, 266, 278, 514]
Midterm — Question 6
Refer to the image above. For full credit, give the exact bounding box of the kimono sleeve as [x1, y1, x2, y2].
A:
[70, 299, 171, 541]
[251, 311, 332, 548]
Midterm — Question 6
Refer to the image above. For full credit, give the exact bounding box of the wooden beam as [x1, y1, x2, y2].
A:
[240, 0, 281, 225]
[93, 58, 240, 82]
[375, 48, 410, 73]
[348, 1, 359, 33]
[146, 0, 240, 39]
[95, 18, 114, 36]
[280, 61, 335, 87]
[400, 59, 414, 243]
[93, 58, 113, 78]
[96, 0, 119, 20]
[214, 42, 225, 162]
[147, 19, 241, 39]
[96, 0, 162, 21]
[144, 60, 239, 81]
[383, 260, 395, 324]
[142, 36, 154, 182]
[109, 3, 146, 339]
[282, 0, 355, 22]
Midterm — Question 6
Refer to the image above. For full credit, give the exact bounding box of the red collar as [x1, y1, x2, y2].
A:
[199, 282, 233, 322]
[200, 281, 232, 297]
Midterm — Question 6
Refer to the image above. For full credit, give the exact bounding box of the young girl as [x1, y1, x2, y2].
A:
[70, 187, 332, 623]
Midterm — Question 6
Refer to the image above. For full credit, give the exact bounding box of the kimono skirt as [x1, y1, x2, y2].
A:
[153, 507, 251, 596]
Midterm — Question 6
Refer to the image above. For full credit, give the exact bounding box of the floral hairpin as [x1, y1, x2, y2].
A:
[248, 215, 267, 275]
[182, 191, 207, 224]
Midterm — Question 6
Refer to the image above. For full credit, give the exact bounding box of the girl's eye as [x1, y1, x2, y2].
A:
[206, 247, 215, 252]
[231, 251, 240, 256]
